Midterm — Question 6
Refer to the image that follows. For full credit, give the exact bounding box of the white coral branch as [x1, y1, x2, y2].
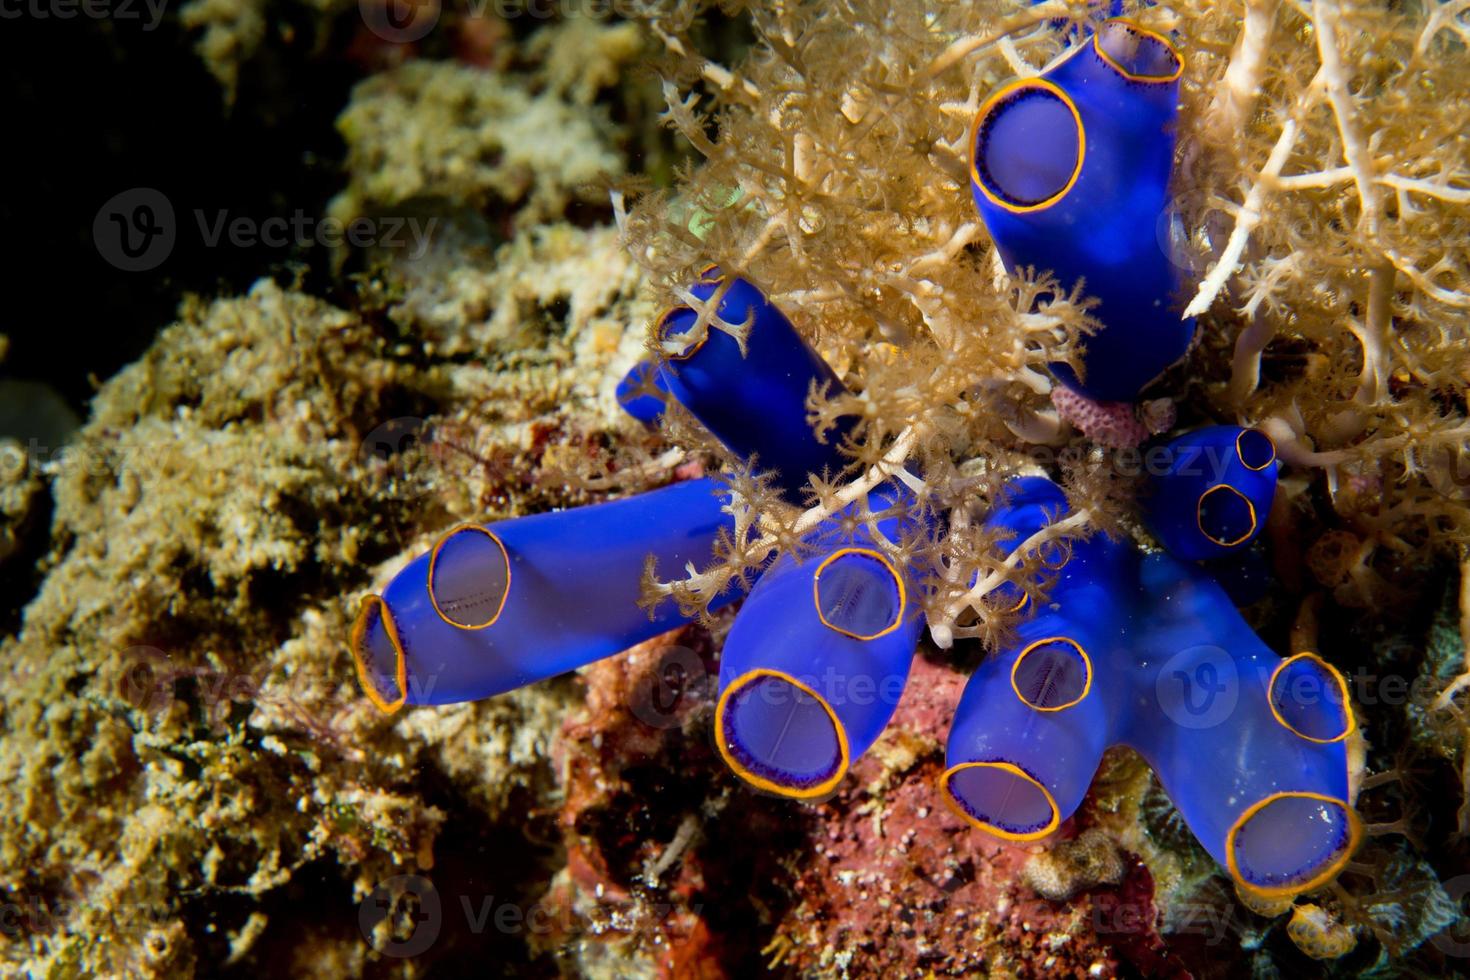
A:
[1311, 0, 1382, 239]
[1204, 0, 1281, 142]
[930, 508, 1094, 649]
[1183, 68, 1325, 319]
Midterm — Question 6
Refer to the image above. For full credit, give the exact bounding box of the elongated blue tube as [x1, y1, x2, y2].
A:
[715, 487, 922, 798]
[657, 268, 853, 501]
[968, 19, 1194, 401]
[1142, 425, 1279, 561]
[944, 478, 1359, 899]
[351, 478, 735, 713]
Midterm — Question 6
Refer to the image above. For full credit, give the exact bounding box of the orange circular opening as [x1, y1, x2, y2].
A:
[1010, 637, 1092, 711]
[812, 548, 906, 640]
[1227, 792, 1361, 899]
[940, 761, 1061, 841]
[427, 524, 512, 630]
[1197, 484, 1258, 547]
[969, 79, 1085, 214]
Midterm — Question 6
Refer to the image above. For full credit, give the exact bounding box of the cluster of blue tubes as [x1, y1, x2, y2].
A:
[969, 18, 1195, 401]
[713, 482, 924, 798]
[350, 17, 1361, 904]
[945, 475, 1359, 900]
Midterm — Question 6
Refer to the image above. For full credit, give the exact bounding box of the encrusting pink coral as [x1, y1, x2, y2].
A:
[1051, 387, 1177, 449]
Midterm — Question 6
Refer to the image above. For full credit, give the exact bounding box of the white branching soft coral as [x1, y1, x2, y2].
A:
[1176, 0, 1470, 554]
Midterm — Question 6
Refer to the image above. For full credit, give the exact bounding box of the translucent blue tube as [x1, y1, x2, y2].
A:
[944, 478, 1359, 899]
[1130, 553, 1358, 899]
[968, 19, 1194, 401]
[714, 487, 923, 798]
[1142, 425, 1279, 561]
[657, 269, 853, 501]
[615, 359, 670, 426]
[944, 495, 1133, 838]
[351, 478, 736, 713]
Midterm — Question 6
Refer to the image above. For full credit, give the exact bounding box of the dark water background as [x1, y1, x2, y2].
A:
[0, 10, 356, 417]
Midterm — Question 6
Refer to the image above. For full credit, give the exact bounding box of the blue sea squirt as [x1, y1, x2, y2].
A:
[943, 477, 1360, 900]
[351, 14, 1366, 919]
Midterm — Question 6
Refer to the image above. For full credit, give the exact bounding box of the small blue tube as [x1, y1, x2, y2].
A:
[943, 478, 1359, 899]
[968, 19, 1194, 401]
[615, 359, 671, 426]
[351, 478, 736, 713]
[1142, 425, 1279, 561]
[714, 487, 923, 798]
[656, 268, 853, 501]
[945, 502, 1132, 838]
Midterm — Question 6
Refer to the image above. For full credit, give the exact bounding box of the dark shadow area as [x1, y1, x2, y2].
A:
[0, 6, 359, 420]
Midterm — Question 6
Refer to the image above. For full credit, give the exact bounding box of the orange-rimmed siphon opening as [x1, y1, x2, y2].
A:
[1093, 18, 1184, 83]
[427, 523, 512, 630]
[715, 668, 851, 799]
[969, 78, 1086, 215]
[350, 594, 408, 715]
[1236, 428, 1277, 472]
[812, 547, 907, 641]
[939, 760, 1062, 841]
[1010, 636, 1093, 712]
[1197, 483, 1258, 548]
[1226, 791, 1362, 900]
[1267, 652, 1356, 744]
[655, 306, 708, 362]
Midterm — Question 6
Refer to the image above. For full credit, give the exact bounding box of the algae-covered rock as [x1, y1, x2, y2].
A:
[0, 281, 427, 974]
[0, 268, 642, 975]
[331, 59, 625, 230]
